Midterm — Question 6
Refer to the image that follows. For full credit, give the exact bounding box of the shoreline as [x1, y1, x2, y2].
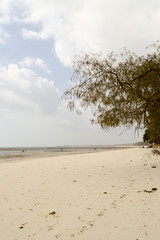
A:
[0, 145, 135, 164]
[0, 148, 159, 239]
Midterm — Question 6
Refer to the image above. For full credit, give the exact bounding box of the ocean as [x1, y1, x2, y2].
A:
[0, 146, 131, 162]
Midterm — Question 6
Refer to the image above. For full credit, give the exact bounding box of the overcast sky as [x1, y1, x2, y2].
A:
[0, 0, 159, 147]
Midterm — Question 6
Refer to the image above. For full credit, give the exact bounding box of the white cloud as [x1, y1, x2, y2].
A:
[19, 0, 160, 65]
[0, 61, 143, 147]
[19, 57, 51, 74]
[0, 0, 160, 64]
[0, 0, 12, 23]
[0, 0, 153, 146]
[0, 100, 142, 147]
[0, 63, 60, 114]
[0, 27, 10, 44]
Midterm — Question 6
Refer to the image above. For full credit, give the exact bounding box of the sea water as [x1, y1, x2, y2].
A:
[0, 146, 129, 162]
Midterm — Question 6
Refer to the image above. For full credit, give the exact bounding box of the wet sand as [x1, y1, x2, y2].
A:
[0, 148, 160, 240]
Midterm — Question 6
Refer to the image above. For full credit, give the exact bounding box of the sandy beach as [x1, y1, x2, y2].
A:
[0, 148, 160, 240]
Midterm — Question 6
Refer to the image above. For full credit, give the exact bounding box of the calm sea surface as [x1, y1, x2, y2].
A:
[0, 146, 131, 162]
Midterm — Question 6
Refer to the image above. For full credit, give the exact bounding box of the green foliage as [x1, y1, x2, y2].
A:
[64, 42, 160, 139]
[143, 129, 151, 143]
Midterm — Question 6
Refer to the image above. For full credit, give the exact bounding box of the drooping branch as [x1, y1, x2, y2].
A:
[64, 43, 160, 134]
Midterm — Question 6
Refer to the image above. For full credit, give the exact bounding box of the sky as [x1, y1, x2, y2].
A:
[0, 0, 159, 147]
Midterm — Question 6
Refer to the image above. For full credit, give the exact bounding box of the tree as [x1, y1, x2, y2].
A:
[143, 129, 151, 143]
[145, 107, 160, 143]
[64, 42, 160, 140]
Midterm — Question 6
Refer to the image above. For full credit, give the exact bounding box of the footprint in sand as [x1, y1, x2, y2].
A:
[97, 210, 105, 216]
[48, 225, 54, 231]
[87, 207, 92, 210]
[55, 234, 61, 238]
[120, 194, 126, 198]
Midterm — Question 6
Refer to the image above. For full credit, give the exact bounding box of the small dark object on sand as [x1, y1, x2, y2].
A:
[152, 188, 157, 191]
[144, 188, 157, 193]
[49, 211, 56, 215]
[152, 166, 157, 168]
[144, 190, 152, 193]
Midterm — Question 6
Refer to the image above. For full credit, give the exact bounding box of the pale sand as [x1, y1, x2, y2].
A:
[0, 148, 160, 240]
